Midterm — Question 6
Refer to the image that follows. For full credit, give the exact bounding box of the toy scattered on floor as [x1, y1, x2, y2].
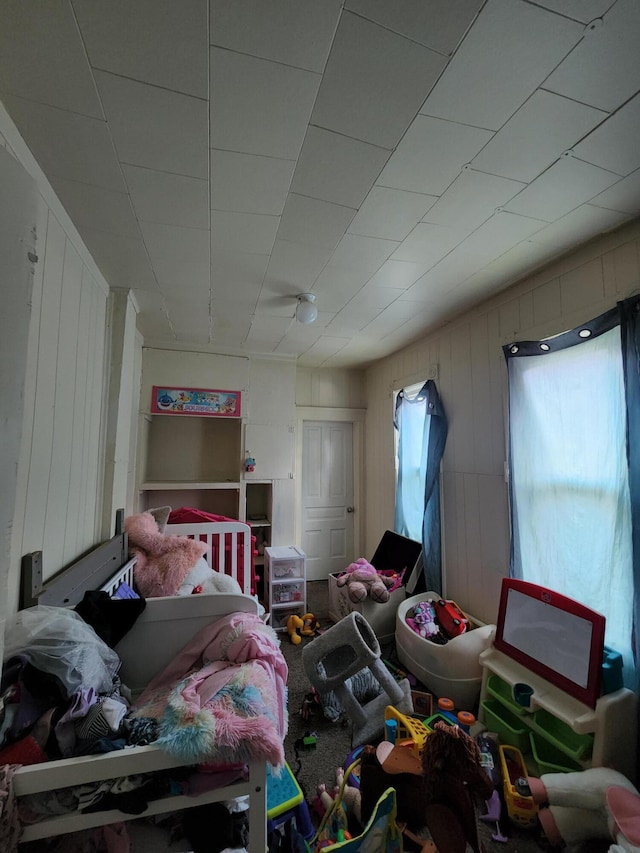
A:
[476, 733, 508, 843]
[434, 598, 469, 638]
[336, 558, 396, 603]
[527, 766, 640, 853]
[286, 614, 304, 645]
[314, 767, 362, 827]
[498, 744, 537, 827]
[301, 613, 319, 636]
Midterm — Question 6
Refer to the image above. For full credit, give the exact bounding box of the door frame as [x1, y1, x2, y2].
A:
[295, 407, 366, 565]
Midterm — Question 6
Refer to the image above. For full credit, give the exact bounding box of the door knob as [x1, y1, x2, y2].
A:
[346, 506, 355, 513]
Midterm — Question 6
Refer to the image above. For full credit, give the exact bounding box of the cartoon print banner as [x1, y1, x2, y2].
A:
[151, 386, 241, 417]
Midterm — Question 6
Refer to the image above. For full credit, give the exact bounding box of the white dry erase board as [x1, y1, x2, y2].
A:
[494, 579, 605, 708]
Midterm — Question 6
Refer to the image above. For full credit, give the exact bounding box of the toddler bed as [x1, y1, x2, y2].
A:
[10, 516, 286, 850]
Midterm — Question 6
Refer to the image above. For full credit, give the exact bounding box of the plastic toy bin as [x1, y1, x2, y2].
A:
[395, 592, 495, 710]
[532, 708, 593, 761]
[480, 698, 531, 752]
[529, 732, 583, 774]
[486, 674, 530, 717]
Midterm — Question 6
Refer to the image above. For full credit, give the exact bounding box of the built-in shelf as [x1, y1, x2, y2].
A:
[141, 481, 241, 491]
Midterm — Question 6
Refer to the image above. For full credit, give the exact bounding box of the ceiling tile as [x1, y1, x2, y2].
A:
[543, 0, 640, 112]
[255, 282, 306, 317]
[572, 93, 640, 176]
[49, 175, 139, 238]
[421, 0, 582, 130]
[123, 164, 208, 229]
[263, 239, 335, 289]
[472, 90, 608, 183]
[457, 209, 559, 263]
[291, 126, 390, 208]
[139, 221, 209, 288]
[211, 150, 295, 216]
[133, 290, 174, 341]
[211, 252, 270, 292]
[505, 156, 621, 221]
[165, 296, 211, 342]
[295, 336, 351, 365]
[329, 233, 399, 273]
[72, 0, 208, 98]
[529, 0, 616, 24]
[424, 168, 525, 230]
[313, 270, 373, 311]
[391, 222, 464, 265]
[210, 48, 320, 160]
[589, 170, 640, 214]
[348, 186, 437, 241]
[246, 315, 294, 346]
[350, 284, 405, 309]
[377, 115, 493, 195]
[211, 210, 280, 255]
[80, 226, 157, 290]
[528, 204, 633, 250]
[326, 303, 381, 333]
[210, 0, 341, 73]
[365, 260, 427, 289]
[1, 94, 125, 191]
[277, 194, 356, 249]
[345, 0, 484, 56]
[0, 1, 103, 117]
[364, 300, 422, 335]
[310, 11, 446, 150]
[95, 71, 208, 178]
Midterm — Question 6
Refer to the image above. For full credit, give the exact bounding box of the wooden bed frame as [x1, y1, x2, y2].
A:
[14, 515, 268, 850]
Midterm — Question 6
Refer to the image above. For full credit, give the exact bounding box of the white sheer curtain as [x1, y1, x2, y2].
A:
[508, 326, 634, 685]
[394, 384, 430, 542]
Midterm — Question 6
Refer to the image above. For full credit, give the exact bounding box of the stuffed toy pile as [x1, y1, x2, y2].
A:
[336, 558, 395, 603]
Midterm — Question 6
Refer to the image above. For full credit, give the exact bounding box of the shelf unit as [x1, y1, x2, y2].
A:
[478, 647, 638, 784]
[265, 546, 306, 632]
[138, 413, 243, 518]
[245, 481, 273, 567]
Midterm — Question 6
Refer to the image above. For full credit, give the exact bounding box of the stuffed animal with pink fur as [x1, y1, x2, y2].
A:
[336, 558, 394, 603]
[125, 511, 208, 597]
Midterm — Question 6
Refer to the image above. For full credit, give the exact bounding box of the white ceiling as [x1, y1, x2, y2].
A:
[1, 0, 639, 368]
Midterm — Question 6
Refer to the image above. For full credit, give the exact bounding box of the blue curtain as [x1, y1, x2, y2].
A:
[619, 295, 640, 685]
[503, 294, 640, 689]
[394, 380, 448, 591]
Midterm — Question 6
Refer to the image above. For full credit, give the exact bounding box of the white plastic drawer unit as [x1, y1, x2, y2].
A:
[265, 545, 305, 580]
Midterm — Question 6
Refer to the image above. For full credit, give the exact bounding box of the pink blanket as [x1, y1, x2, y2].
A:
[125, 511, 208, 597]
[133, 612, 288, 768]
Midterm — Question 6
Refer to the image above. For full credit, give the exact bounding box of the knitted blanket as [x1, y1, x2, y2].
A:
[132, 611, 288, 768]
[125, 511, 208, 597]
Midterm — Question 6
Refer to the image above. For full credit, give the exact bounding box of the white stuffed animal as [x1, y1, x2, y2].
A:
[528, 767, 640, 853]
[177, 556, 242, 596]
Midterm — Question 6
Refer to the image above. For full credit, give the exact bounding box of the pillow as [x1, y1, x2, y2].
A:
[177, 557, 242, 596]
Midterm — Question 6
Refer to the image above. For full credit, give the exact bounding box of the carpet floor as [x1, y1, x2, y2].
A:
[281, 581, 607, 853]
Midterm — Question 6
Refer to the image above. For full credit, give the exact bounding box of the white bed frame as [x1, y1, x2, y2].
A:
[15, 516, 268, 850]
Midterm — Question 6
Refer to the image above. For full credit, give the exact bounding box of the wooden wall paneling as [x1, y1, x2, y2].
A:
[462, 472, 482, 608]
[498, 298, 520, 343]
[83, 279, 107, 550]
[64, 267, 92, 563]
[23, 213, 65, 564]
[601, 239, 640, 298]
[486, 307, 508, 478]
[448, 324, 474, 475]
[470, 317, 493, 476]
[532, 275, 562, 328]
[477, 472, 510, 621]
[9, 198, 46, 612]
[560, 257, 604, 316]
[43, 240, 83, 573]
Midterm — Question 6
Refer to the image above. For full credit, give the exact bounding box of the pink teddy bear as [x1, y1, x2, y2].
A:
[336, 558, 394, 604]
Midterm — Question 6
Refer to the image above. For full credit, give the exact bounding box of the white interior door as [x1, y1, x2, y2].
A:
[302, 421, 354, 581]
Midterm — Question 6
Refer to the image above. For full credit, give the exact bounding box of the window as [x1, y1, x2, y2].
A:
[394, 380, 448, 591]
[504, 300, 640, 689]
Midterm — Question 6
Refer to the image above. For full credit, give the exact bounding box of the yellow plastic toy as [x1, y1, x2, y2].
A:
[287, 614, 304, 645]
[498, 743, 538, 827]
[384, 705, 430, 757]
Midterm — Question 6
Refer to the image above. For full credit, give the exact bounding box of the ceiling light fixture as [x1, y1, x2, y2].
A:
[296, 292, 318, 325]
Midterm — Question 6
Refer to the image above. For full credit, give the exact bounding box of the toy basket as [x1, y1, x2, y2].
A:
[384, 705, 429, 756]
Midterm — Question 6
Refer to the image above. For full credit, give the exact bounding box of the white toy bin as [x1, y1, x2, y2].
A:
[395, 591, 495, 711]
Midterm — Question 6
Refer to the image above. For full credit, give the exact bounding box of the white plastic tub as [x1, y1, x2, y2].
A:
[395, 591, 495, 711]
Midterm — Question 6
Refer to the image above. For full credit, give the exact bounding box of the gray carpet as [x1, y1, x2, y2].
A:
[280, 581, 607, 853]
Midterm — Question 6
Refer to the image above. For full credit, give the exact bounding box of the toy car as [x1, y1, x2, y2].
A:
[435, 598, 469, 638]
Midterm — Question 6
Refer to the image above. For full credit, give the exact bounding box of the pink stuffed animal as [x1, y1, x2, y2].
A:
[336, 558, 395, 604]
